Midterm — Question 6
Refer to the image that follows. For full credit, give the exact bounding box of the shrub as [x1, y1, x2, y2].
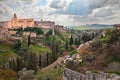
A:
[101, 29, 120, 43]
[0, 69, 17, 80]
[107, 62, 120, 72]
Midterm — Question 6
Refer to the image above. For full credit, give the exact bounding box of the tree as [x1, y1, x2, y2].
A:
[16, 57, 24, 72]
[47, 29, 52, 35]
[75, 38, 79, 47]
[28, 33, 31, 46]
[27, 53, 38, 71]
[9, 59, 17, 71]
[78, 36, 81, 45]
[24, 27, 33, 32]
[51, 36, 58, 62]
[46, 52, 49, 66]
[65, 38, 68, 50]
[13, 40, 21, 52]
[35, 27, 44, 35]
[16, 27, 23, 35]
[39, 54, 42, 68]
[69, 35, 74, 45]
[24, 27, 43, 35]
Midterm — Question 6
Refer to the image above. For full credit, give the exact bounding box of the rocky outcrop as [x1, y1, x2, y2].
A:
[18, 68, 37, 80]
[63, 68, 120, 80]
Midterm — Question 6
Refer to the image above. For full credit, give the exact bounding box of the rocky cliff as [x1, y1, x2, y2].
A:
[63, 68, 120, 80]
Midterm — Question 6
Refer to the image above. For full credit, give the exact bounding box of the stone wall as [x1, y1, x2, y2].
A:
[63, 68, 120, 80]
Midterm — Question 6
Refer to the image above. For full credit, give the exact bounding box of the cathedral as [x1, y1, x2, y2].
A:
[6, 13, 35, 29]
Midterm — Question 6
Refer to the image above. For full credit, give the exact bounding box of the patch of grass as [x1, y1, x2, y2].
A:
[73, 26, 88, 30]
[59, 45, 65, 50]
[36, 68, 63, 80]
[0, 45, 17, 65]
[108, 71, 120, 75]
[55, 35, 65, 44]
[92, 70, 99, 73]
[70, 50, 77, 55]
[29, 45, 52, 54]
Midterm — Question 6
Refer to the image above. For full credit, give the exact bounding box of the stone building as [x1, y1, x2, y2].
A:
[36, 20, 55, 29]
[6, 13, 35, 29]
[23, 32, 36, 38]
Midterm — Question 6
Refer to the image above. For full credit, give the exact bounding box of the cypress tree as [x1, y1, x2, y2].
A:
[46, 52, 49, 66]
[65, 38, 68, 50]
[39, 53, 42, 68]
[78, 36, 81, 45]
[28, 33, 31, 46]
[69, 35, 74, 45]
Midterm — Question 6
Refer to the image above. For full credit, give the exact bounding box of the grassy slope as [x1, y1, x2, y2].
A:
[72, 29, 120, 74]
[29, 45, 52, 54]
[0, 40, 17, 65]
[35, 30, 69, 79]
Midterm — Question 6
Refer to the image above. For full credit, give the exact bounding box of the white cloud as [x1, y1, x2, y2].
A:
[91, 6, 113, 18]
[0, 0, 120, 26]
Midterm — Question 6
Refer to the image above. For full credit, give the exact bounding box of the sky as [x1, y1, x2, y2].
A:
[0, 0, 120, 26]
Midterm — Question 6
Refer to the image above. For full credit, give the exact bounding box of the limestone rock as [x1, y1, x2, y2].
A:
[18, 68, 37, 80]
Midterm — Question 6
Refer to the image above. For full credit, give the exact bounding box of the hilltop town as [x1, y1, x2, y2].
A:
[0, 13, 65, 39]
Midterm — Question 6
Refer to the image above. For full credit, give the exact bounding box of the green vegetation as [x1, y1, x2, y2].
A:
[0, 44, 17, 65]
[92, 70, 99, 73]
[29, 45, 52, 54]
[24, 27, 44, 35]
[36, 68, 63, 80]
[70, 50, 77, 55]
[45, 35, 53, 42]
[101, 29, 120, 43]
[0, 69, 18, 80]
[108, 71, 120, 75]
[73, 26, 88, 30]
[105, 52, 120, 63]
[47, 29, 52, 35]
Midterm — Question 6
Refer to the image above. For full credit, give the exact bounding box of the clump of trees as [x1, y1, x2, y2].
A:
[47, 29, 53, 35]
[24, 27, 44, 35]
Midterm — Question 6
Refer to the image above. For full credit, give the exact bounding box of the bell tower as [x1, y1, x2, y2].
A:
[11, 13, 18, 28]
[13, 13, 17, 19]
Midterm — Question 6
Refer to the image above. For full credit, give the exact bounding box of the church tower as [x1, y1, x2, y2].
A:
[13, 13, 17, 18]
[11, 13, 18, 28]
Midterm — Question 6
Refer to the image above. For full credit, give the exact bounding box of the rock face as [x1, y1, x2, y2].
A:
[63, 68, 120, 80]
[18, 68, 37, 80]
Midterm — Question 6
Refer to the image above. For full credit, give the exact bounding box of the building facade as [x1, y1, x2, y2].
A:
[6, 13, 35, 29]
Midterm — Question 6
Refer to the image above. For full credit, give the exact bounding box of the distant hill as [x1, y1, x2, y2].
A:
[87, 24, 114, 29]
[66, 24, 114, 30]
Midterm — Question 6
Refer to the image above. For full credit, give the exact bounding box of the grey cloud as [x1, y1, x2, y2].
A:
[50, 0, 67, 9]
[104, 0, 120, 6]
[89, 0, 108, 9]
[94, 8, 113, 18]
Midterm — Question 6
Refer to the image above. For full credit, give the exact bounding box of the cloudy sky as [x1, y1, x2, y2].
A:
[0, 0, 120, 26]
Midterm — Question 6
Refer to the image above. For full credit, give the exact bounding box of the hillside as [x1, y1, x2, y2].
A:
[66, 29, 120, 74]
